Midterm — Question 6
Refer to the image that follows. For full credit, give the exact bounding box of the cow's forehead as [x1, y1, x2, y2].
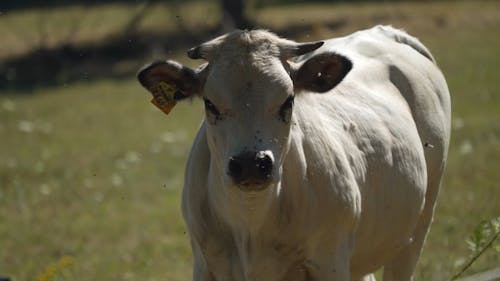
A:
[205, 58, 292, 105]
[200, 30, 294, 105]
[207, 33, 287, 77]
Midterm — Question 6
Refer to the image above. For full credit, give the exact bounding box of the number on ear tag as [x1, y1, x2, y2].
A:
[149, 82, 178, 115]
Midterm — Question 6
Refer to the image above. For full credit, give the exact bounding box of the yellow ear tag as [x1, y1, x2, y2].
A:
[149, 81, 178, 115]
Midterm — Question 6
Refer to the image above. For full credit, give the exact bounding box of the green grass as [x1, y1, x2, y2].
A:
[0, 79, 203, 280]
[1, 1, 499, 280]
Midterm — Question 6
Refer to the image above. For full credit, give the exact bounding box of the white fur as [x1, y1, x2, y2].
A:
[181, 26, 451, 281]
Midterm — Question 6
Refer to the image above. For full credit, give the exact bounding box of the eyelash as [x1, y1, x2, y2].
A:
[203, 98, 221, 118]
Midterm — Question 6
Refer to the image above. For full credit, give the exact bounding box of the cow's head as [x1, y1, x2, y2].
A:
[138, 30, 351, 192]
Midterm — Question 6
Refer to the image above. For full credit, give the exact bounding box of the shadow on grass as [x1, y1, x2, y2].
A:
[0, 19, 347, 92]
[0, 28, 217, 92]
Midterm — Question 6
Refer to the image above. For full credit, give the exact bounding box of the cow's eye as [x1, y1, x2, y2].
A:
[279, 96, 294, 123]
[203, 98, 221, 118]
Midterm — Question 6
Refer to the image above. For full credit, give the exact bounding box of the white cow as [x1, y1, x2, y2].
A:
[138, 25, 451, 281]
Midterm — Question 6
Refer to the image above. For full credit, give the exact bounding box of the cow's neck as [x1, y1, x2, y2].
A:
[213, 181, 281, 235]
[208, 179, 289, 278]
[205, 137, 311, 278]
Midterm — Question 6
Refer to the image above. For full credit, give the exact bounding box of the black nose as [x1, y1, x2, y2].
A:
[228, 151, 274, 186]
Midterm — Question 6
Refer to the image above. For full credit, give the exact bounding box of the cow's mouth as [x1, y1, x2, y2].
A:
[235, 180, 272, 192]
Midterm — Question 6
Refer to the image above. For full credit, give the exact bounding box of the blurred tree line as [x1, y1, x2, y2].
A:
[1, 0, 439, 31]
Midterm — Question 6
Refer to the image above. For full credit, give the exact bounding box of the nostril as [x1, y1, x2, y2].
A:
[256, 154, 273, 177]
[228, 157, 243, 179]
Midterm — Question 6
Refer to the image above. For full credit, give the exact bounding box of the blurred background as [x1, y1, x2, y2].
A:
[0, 0, 498, 280]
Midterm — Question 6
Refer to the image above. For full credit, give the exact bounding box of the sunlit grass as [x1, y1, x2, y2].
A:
[1, 1, 499, 280]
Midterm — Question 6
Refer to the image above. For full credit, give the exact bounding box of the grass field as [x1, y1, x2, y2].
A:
[1, 1, 499, 280]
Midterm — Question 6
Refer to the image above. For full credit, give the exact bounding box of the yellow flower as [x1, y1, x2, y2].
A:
[58, 256, 75, 268]
[36, 256, 75, 281]
[36, 264, 57, 281]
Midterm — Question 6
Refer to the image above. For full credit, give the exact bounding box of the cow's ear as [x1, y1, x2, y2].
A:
[137, 60, 208, 100]
[292, 52, 352, 93]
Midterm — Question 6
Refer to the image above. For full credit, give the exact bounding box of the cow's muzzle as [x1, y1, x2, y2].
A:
[227, 150, 274, 190]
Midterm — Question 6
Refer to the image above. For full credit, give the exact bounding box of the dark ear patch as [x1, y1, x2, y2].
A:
[137, 60, 166, 88]
[293, 53, 352, 93]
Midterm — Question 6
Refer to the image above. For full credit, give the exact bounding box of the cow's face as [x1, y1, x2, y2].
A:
[202, 55, 295, 190]
[138, 30, 351, 192]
